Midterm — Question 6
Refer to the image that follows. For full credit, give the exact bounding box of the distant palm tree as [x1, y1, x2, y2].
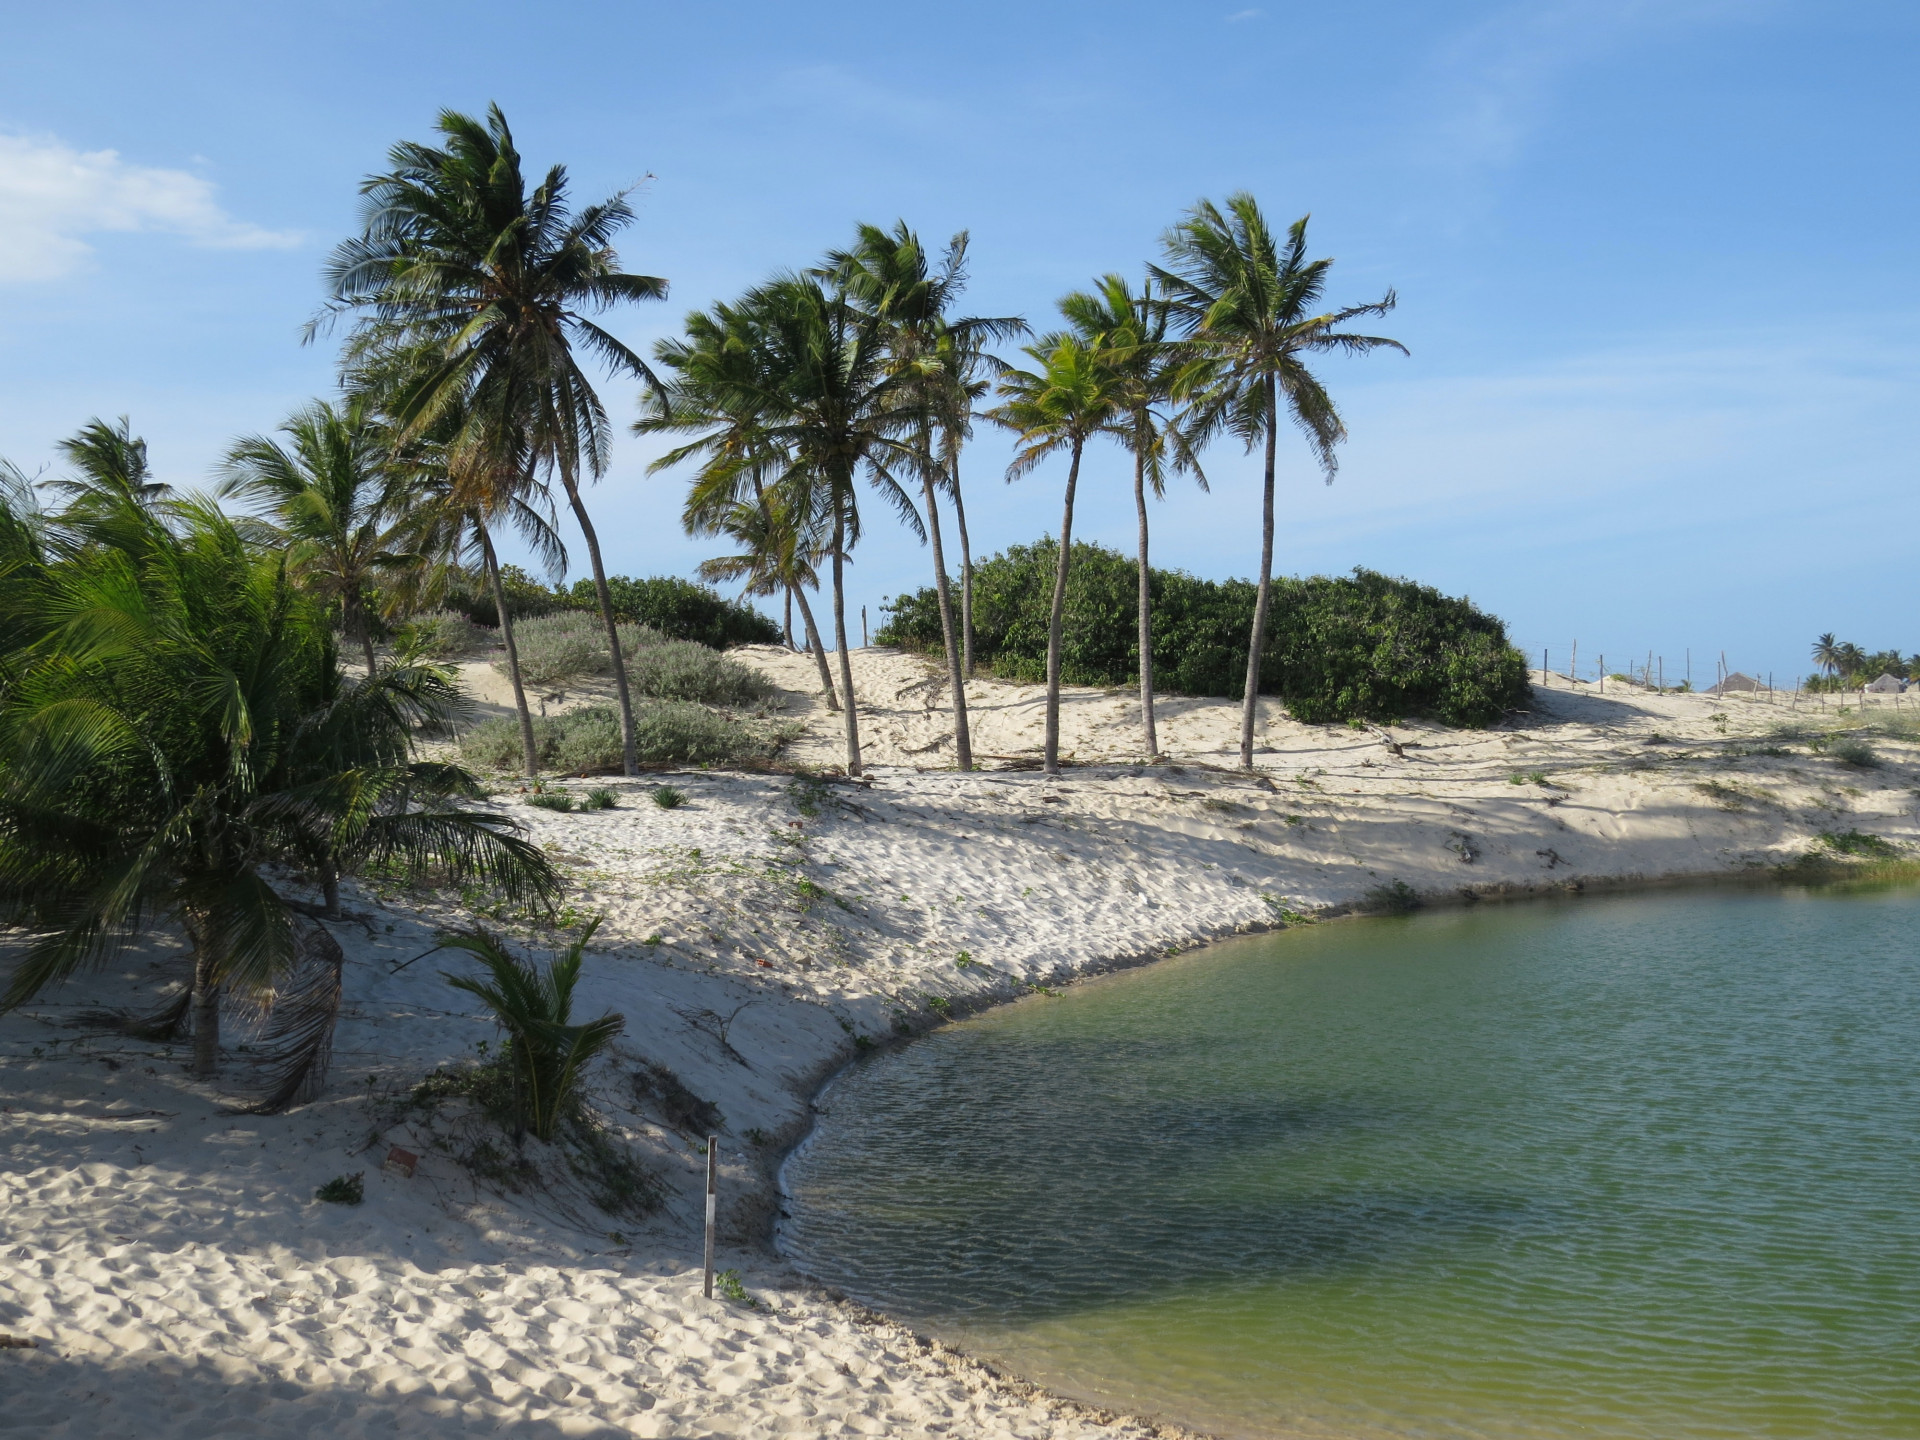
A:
[1811, 634, 1841, 684]
[0, 477, 557, 1095]
[1059, 275, 1206, 758]
[317, 104, 668, 778]
[931, 330, 1002, 677]
[692, 479, 841, 710]
[44, 416, 174, 519]
[219, 400, 421, 676]
[641, 299, 842, 712]
[822, 222, 1025, 773]
[646, 277, 922, 776]
[987, 329, 1129, 776]
[1153, 196, 1404, 768]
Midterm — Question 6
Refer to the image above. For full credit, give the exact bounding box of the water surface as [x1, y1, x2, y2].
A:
[780, 887, 1920, 1439]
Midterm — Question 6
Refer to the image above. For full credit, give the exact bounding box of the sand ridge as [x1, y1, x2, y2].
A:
[4, 646, 1917, 1437]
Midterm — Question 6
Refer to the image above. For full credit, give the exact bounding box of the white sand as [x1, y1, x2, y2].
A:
[5, 646, 1917, 1437]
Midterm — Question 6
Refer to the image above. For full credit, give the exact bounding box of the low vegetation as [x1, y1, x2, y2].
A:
[880, 541, 1528, 727]
[460, 704, 790, 773]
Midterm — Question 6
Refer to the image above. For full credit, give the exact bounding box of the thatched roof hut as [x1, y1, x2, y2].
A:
[1705, 671, 1763, 695]
[1864, 673, 1907, 694]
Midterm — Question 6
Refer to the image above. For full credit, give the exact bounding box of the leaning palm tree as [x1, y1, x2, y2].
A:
[822, 222, 1025, 773]
[645, 277, 922, 776]
[1059, 275, 1206, 758]
[692, 481, 841, 710]
[0, 476, 558, 1100]
[641, 299, 841, 712]
[316, 103, 668, 778]
[1153, 196, 1405, 768]
[987, 329, 1129, 776]
[219, 399, 422, 675]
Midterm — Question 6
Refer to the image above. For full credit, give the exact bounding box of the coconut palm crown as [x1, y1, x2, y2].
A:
[1151, 194, 1404, 767]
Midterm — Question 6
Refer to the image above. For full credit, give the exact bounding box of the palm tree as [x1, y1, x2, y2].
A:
[821, 222, 1025, 773]
[440, 920, 623, 1144]
[0, 471, 558, 1096]
[1811, 634, 1841, 687]
[44, 416, 174, 520]
[644, 277, 922, 776]
[1058, 275, 1206, 758]
[640, 299, 841, 712]
[692, 482, 841, 711]
[987, 329, 1129, 775]
[219, 399, 422, 676]
[1152, 195, 1405, 768]
[316, 104, 668, 778]
[931, 330, 1001, 677]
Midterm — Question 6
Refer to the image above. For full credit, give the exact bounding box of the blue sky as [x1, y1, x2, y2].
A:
[2, 0, 1915, 685]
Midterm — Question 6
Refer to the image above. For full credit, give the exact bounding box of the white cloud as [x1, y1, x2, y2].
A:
[0, 132, 299, 282]
[1226, 8, 1264, 21]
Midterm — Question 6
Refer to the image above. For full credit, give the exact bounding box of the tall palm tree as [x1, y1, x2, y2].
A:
[821, 222, 1024, 773]
[640, 299, 841, 711]
[932, 330, 1001, 677]
[1059, 275, 1206, 758]
[316, 104, 668, 778]
[1153, 195, 1405, 768]
[0, 475, 558, 1096]
[219, 399, 422, 676]
[987, 329, 1128, 776]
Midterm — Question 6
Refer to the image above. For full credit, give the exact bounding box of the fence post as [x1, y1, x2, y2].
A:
[703, 1136, 718, 1299]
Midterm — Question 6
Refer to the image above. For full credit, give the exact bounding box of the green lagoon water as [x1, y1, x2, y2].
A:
[779, 887, 1920, 1439]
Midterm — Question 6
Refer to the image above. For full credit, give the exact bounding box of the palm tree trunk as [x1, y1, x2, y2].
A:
[830, 510, 862, 777]
[949, 455, 975, 677]
[190, 943, 219, 1079]
[480, 526, 540, 778]
[1239, 378, 1278, 769]
[1133, 442, 1158, 759]
[557, 472, 639, 777]
[1044, 443, 1083, 777]
[783, 588, 795, 651]
[922, 473, 973, 771]
[322, 864, 341, 921]
[792, 584, 839, 711]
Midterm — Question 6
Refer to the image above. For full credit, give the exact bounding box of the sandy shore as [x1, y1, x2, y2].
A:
[4, 646, 1917, 1437]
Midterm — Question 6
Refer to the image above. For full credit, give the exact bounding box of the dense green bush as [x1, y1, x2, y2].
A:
[460, 703, 788, 773]
[878, 539, 1529, 728]
[573, 575, 779, 649]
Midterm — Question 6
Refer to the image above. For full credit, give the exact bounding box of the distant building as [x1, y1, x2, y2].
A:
[1705, 671, 1764, 695]
[1864, 673, 1907, 694]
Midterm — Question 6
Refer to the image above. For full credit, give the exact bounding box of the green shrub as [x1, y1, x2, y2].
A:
[314, 1172, 364, 1205]
[583, 788, 617, 811]
[878, 539, 1528, 727]
[399, 609, 486, 660]
[496, 611, 666, 688]
[460, 704, 787, 774]
[577, 575, 779, 648]
[1362, 879, 1421, 914]
[652, 785, 686, 809]
[1819, 829, 1899, 859]
[627, 639, 774, 706]
[528, 792, 575, 813]
[1829, 737, 1879, 768]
